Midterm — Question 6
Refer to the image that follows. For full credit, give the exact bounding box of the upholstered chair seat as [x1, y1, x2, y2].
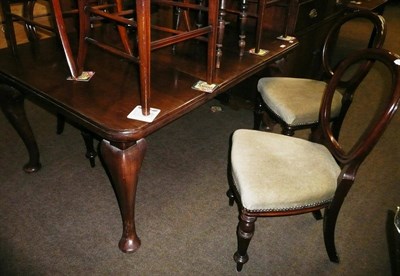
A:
[231, 129, 340, 212]
[257, 77, 343, 127]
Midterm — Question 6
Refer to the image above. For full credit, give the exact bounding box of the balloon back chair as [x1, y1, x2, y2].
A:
[227, 48, 400, 271]
[253, 10, 386, 138]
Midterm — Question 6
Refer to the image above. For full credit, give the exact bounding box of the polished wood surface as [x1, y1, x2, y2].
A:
[0, 20, 298, 252]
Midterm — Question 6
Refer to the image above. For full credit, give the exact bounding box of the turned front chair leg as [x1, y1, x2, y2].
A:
[234, 213, 257, 271]
[100, 138, 147, 253]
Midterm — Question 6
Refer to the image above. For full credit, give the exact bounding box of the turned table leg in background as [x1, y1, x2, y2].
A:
[100, 138, 147, 253]
[0, 84, 41, 173]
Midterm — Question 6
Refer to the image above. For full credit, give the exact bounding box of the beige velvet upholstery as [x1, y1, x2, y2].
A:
[257, 77, 343, 126]
[231, 129, 341, 212]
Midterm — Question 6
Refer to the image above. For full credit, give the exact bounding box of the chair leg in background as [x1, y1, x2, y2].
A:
[226, 188, 235, 206]
[81, 130, 97, 167]
[56, 113, 65, 134]
[312, 210, 323, 220]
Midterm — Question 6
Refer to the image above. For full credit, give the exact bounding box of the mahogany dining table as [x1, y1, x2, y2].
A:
[0, 28, 298, 253]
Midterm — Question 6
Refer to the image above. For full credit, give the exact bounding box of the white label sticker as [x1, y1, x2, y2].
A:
[127, 105, 160, 122]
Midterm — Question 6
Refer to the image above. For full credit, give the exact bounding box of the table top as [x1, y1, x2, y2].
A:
[0, 30, 298, 142]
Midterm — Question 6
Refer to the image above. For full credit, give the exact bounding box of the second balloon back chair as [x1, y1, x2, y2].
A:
[253, 10, 387, 138]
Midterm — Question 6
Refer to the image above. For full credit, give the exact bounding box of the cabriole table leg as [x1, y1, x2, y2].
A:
[0, 84, 41, 173]
[100, 138, 147, 253]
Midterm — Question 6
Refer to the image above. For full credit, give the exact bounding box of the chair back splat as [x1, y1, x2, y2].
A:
[228, 48, 400, 271]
